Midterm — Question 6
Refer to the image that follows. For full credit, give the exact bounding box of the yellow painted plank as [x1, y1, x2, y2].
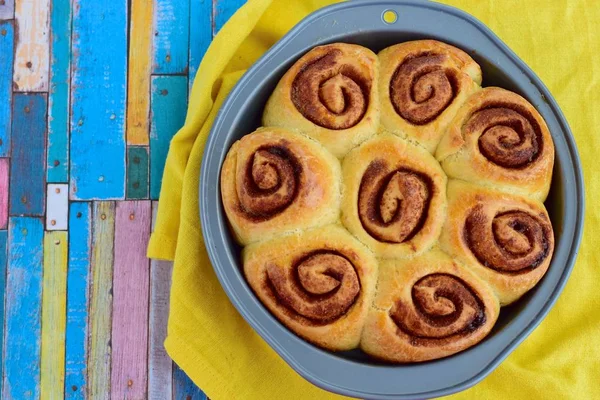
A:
[87, 201, 115, 399]
[13, 0, 50, 92]
[126, 0, 153, 145]
[41, 231, 68, 400]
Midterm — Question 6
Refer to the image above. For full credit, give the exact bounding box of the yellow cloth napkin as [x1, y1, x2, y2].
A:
[148, 0, 599, 398]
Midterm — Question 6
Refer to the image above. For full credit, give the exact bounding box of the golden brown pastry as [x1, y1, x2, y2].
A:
[263, 43, 380, 158]
[341, 134, 447, 259]
[243, 225, 378, 351]
[438, 180, 554, 305]
[379, 40, 482, 153]
[220, 127, 340, 245]
[360, 248, 499, 362]
[436, 87, 555, 202]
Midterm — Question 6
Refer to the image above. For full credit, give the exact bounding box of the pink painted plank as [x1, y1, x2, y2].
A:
[148, 202, 173, 400]
[110, 201, 151, 399]
[0, 158, 7, 229]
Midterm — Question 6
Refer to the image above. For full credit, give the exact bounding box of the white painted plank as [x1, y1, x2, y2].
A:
[46, 184, 68, 230]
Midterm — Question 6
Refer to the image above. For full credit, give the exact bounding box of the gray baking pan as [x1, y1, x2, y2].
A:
[199, 1, 585, 398]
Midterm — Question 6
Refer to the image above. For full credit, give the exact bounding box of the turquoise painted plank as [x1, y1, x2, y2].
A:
[65, 202, 92, 399]
[0, 22, 13, 157]
[189, 0, 211, 87]
[70, 0, 127, 200]
[152, 0, 190, 74]
[126, 146, 149, 199]
[173, 364, 208, 400]
[3, 217, 43, 400]
[150, 75, 188, 199]
[0, 230, 7, 397]
[213, 0, 246, 36]
[10, 94, 47, 216]
[47, 0, 72, 183]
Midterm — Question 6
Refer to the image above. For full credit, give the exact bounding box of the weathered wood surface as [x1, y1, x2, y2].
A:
[0, 0, 253, 397]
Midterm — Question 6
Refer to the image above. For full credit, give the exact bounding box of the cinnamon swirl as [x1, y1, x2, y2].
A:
[263, 43, 380, 158]
[243, 225, 378, 350]
[220, 127, 341, 245]
[436, 87, 555, 201]
[438, 180, 554, 304]
[360, 248, 499, 362]
[379, 40, 482, 152]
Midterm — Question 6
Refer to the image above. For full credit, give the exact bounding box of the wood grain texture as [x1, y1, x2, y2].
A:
[0, 158, 8, 229]
[3, 217, 43, 400]
[148, 202, 173, 400]
[10, 93, 47, 216]
[0, 21, 13, 157]
[13, 0, 50, 92]
[47, 0, 72, 183]
[127, 146, 149, 200]
[70, 0, 127, 200]
[46, 183, 69, 230]
[0, 0, 15, 20]
[41, 231, 68, 400]
[65, 202, 91, 399]
[150, 75, 187, 199]
[127, 0, 153, 145]
[87, 201, 115, 400]
[111, 201, 151, 399]
[213, 0, 246, 36]
[0, 230, 7, 397]
[152, 0, 190, 74]
[173, 364, 208, 400]
[189, 0, 211, 88]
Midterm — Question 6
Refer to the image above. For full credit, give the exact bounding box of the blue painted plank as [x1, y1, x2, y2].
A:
[65, 202, 92, 399]
[70, 0, 127, 200]
[0, 230, 7, 397]
[2, 217, 44, 400]
[150, 75, 188, 199]
[189, 0, 211, 88]
[0, 22, 13, 157]
[152, 0, 190, 74]
[47, 0, 72, 183]
[9, 94, 47, 216]
[173, 363, 208, 400]
[213, 0, 246, 36]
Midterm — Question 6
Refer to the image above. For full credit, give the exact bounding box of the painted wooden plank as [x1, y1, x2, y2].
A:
[87, 201, 115, 400]
[148, 202, 173, 400]
[41, 231, 68, 400]
[0, 21, 14, 157]
[0, 0, 15, 20]
[9, 93, 46, 216]
[126, 146, 149, 200]
[0, 230, 7, 397]
[127, 0, 153, 146]
[0, 158, 7, 229]
[213, 0, 246, 36]
[111, 201, 151, 399]
[173, 364, 208, 400]
[47, 0, 72, 183]
[152, 0, 190, 74]
[13, 0, 50, 92]
[150, 75, 187, 199]
[189, 0, 211, 87]
[65, 202, 91, 399]
[70, 0, 127, 200]
[3, 217, 43, 400]
[46, 183, 69, 230]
